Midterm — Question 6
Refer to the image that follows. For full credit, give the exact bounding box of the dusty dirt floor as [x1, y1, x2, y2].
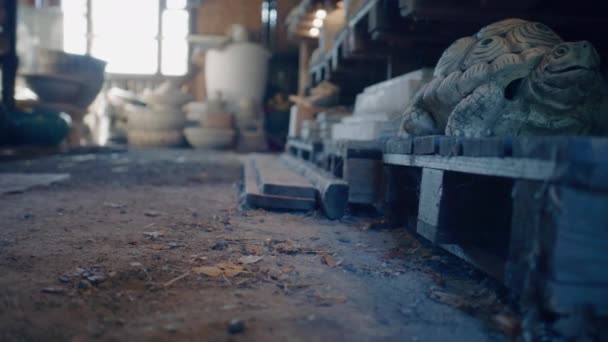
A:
[0, 149, 518, 341]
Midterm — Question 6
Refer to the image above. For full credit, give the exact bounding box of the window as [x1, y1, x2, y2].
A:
[61, 0, 190, 76]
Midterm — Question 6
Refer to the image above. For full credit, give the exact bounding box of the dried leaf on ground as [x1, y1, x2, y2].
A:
[313, 292, 347, 306]
[428, 270, 445, 286]
[42, 286, 65, 294]
[245, 244, 265, 255]
[238, 255, 264, 265]
[103, 202, 125, 209]
[143, 231, 166, 239]
[192, 262, 244, 278]
[192, 266, 223, 277]
[320, 254, 337, 268]
[270, 240, 317, 255]
[146, 244, 165, 250]
[494, 314, 521, 336]
[144, 210, 162, 217]
[429, 290, 467, 309]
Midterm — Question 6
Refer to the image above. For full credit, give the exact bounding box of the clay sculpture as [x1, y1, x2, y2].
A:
[399, 18, 608, 137]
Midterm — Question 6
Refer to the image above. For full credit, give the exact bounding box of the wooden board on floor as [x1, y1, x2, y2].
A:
[250, 154, 316, 199]
[0, 173, 70, 194]
[243, 158, 316, 211]
[281, 154, 349, 219]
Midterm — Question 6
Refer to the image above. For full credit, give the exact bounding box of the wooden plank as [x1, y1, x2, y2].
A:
[507, 181, 608, 314]
[512, 136, 608, 162]
[251, 154, 317, 199]
[281, 154, 349, 219]
[513, 136, 608, 190]
[416, 168, 454, 243]
[505, 180, 543, 296]
[546, 282, 608, 315]
[549, 186, 608, 286]
[343, 140, 383, 159]
[381, 165, 421, 230]
[461, 137, 512, 157]
[438, 137, 462, 157]
[440, 244, 505, 282]
[383, 154, 556, 180]
[413, 135, 441, 155]
[243, 158, 316, 211]
[344, 158, 383, 205]
[384, 137, 413, 155]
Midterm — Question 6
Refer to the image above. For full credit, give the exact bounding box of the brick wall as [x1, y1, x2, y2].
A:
[195, 0, 298, 52]
[195, 0, 264, 38]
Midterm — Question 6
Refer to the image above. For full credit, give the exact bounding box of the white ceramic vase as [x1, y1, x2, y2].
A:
[205, 42, 270, 105]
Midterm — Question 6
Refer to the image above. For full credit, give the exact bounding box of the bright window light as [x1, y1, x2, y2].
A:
[166, 0, 187, 9]
[315, 9, 327, 19]
[313, 18, 323, 27]
[61, 0, 190, 75]
[162, 9, 189, 38]
[161, 39, 188, 75]
[61, 0, 87, 54]
[309, 27, 319, 37]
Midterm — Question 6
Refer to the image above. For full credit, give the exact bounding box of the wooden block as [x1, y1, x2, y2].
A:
[252, 154, 316, 199]
[417, 168, 513, 256]
[344, 158, 383, 205]
[413, 135, 440, 155]
[512, 136, 608, 190]
[343, 140, 383, 159]
[381, 164, 421, 230]
[508, 181, 608, 314]
[548, 186, 608, 286]
[243, 158, 316, 211]
[512, 136, 608, 162]
[417, 168, 454, 243]
[461, 137, 512, 157]
[440, 244, 505, 282]
[546, 282, 608, 315]
[384, 137, 413, 155]
[438, 137, 462, 157]
[281, 154, 349, 220]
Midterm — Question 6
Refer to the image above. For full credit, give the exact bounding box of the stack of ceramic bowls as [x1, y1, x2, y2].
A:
[183, 97, 235, 149]
[126, 82, 191, 147]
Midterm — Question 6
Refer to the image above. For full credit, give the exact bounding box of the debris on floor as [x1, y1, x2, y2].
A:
[0, 173, 70, 194]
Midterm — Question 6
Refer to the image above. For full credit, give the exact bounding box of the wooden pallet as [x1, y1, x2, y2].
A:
[383, 136, 608, 315]
[286, 138, 384, 206]
[285, 138, 323, 163]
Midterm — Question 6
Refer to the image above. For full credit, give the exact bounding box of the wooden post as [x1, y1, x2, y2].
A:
[298, 41, 311, 96]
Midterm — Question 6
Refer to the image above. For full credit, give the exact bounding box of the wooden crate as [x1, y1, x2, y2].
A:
[383, 136, 608, 316]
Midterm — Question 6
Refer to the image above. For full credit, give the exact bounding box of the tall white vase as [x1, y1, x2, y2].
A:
[205, 42, 270, 105]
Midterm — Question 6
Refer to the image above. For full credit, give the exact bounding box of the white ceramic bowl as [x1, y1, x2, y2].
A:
[201, 111, 233, 129]
[126, 104, 185, 131]
[127, 129, 184, 147]
[184, 127, 235, 149]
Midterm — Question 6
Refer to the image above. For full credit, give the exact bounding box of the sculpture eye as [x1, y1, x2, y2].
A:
[481, 38, 493, 46]
[553, 46, 568, 57]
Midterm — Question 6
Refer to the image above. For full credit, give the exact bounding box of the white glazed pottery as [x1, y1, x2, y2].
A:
[127, 129, 184, 147]
[205, 42, 270, 105]
[126, 104, 185, 131]
[184, 127, 235, 149]
[201, 111, 233, 129]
